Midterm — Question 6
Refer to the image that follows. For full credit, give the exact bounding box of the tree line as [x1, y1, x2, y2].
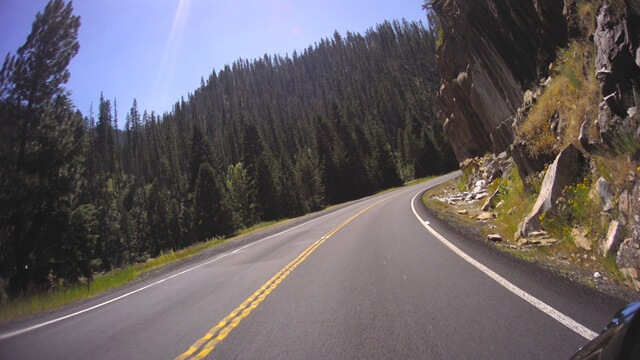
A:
[0, 0, 456, 296]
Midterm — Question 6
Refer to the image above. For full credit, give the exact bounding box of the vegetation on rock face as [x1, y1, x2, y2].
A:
[0, 1, 457, 298]
[489, 168, 538, 239]
[516, 0, 638, 287]
[517, 40, 600, 159]
[428, 0, 640, 292]
[539, 179, 605, 244]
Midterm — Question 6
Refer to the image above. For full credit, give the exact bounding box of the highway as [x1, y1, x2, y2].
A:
[0, 172, 627, 359]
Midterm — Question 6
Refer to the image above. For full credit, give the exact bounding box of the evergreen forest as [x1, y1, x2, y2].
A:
[0, 0, 457, 296]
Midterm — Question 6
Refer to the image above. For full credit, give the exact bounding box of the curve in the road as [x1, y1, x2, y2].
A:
[176, 192, 401, 359]
[0, 204, 342, 341]
[409, 191, 598, 341]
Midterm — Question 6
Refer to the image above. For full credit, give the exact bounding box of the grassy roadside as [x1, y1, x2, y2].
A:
[0, 176, 437, 324]
[0, 219, 285, 324]
[422, 176, 636, 300]
[375, 176, 438, 196]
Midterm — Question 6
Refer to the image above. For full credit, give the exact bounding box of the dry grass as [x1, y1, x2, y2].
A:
[593, 154, 638, 190]
[577, 1, 599, 35]
[518, 40, 600, 158]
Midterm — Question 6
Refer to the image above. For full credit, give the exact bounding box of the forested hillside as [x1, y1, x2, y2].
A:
[0, 0, 456, 296]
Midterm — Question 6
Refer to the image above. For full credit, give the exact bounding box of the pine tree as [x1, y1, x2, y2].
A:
[192, 163, 229, 242]
[225, 162, 259, 229]
[255, 153, 280, 221]
[0, 0, 83, 293]
[294, 150, 325, 213]
[365, 122, 402, 190]
[147, 180, 170, 256]
[0, 11, 459, 294]
[188, 124, 214, 191]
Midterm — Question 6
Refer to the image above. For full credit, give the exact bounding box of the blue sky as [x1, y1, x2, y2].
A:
[0, 0, 427, 118]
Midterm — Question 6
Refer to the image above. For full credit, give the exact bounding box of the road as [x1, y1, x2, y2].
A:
[0, 172, 628, 359]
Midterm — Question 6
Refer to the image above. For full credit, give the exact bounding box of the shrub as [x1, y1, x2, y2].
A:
[539, 178, 605, 244]
[493, 168, 537, 239]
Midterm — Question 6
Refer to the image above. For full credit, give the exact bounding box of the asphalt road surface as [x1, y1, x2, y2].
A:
[0, 172, 628, 359]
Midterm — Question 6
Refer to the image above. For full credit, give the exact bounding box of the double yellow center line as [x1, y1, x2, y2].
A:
[176, 194, 395, 359]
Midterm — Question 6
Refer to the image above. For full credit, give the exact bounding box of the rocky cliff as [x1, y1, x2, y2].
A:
[432, 0, 567, 162]
[431, 0, 640, 291]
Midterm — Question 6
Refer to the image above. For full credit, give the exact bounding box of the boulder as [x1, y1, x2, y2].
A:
[595, 177, 614, 211]
[457, 209, 469, 215]
[487, 234, 503, 242]
[617, 238, 640, 269]
[519, 144, 586, 237]
[476, 212, 495, 221]
[578, 120, 595, 153]
[620, 268, 640, 291]
[482, 189, 501, 211]
[601, 220, 624, 254]
[518, 235, 557, 247]
[571, 228, 592, 251]
[474, 191, 489, 200]
[619, 190, 629, 216]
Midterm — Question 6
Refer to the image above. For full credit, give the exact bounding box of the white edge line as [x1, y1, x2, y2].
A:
[410, 191, 598, 341]
[0, 206, 348, 341]
[0, 182, 429, 341]
[0, 179, 438, 341]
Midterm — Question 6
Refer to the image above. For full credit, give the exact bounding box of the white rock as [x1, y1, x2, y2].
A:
[619, 190, 629, 215]
[474, 191, 489, 200]
[594, 271, 602, 279]
[519, 145, 584, 237]
[571, 228, 592, 251]
[595, 177, 614, 211]
[487, 234, 502, 242]
[528, 230, 549, 238]
[601, 220, 624, 254]
[476, 212, 495, 221]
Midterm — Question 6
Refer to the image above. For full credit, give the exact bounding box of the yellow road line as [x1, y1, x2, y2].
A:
[176, 195, 394, 359]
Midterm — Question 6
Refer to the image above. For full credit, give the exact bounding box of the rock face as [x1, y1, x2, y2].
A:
[594, 0, 640, 122]
[617, 238, 640, 269]
[431, 0, 640, 290]
[432, 0, 567, 162]
[519, 144, 586, 237]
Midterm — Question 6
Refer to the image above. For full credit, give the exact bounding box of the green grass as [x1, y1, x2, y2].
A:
[0, 174, 443, 324]
[235, 220, 282, 236]
[0, 219, 289, 324]
[490, 168, 537, 240]
[376, 175, 439, 196]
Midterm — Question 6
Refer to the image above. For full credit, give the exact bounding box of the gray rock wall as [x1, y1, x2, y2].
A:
[432, 0, 567, 162]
